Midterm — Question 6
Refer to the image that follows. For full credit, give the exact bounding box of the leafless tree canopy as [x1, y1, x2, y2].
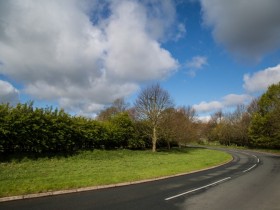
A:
[134, 83, 173, 124]
[134, 83, 173, 151]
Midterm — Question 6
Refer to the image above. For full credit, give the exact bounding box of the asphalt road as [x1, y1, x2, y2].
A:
[0, 148, 279, 210]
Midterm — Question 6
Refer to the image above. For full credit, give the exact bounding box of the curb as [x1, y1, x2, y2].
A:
[0, 157, 233, 203]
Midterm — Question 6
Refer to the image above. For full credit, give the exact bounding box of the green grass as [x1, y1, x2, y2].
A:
[0, 148, 231, 197]
[196, 141, 280, 155]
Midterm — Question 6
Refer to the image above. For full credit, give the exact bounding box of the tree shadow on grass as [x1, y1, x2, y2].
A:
[157, 146, 206, 154]
[0, 151, 79, 163]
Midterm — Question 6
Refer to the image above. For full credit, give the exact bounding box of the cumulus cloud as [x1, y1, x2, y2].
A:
[140, 0, 177, 41]
[186, 56, 207, 77]
[105, 1, 178, 82]
[0, 80, 19, 104]
[243, 64, 280, 93]
[0, 0, 178, 115]
[193, 94, 251, 113]
[193, 101, 222, 113]
[200, 0, 280, 60]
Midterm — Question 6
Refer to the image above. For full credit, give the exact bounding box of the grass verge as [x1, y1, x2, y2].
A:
[196, 141, 280, 155]
[0, 148, 231, 198]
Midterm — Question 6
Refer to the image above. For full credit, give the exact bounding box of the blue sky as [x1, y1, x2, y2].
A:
[0, 0, 280, 119]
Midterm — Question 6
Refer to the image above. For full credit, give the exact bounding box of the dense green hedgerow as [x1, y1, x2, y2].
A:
[0, 102, 147, 155]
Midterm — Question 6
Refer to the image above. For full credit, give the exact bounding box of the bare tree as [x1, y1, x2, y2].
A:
[159, 107, 198, 148]
[177, 106, 198, 144]
[159, 108, 177, 149]
[247, 97, 260, 115]
[178, 106, 197, 122]
[112, 98, 130, 113]
[210, 110, 223, 124]
[97, 98, 129, 121]
[134, 83, 173, 152]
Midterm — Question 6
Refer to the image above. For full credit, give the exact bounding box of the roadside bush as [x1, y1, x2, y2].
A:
[249, 83, 280, 149]
[0, 103, 150, 155]
[127, 138, 146, 150]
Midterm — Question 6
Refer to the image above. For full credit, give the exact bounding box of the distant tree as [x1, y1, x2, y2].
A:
[196, 121, 211, 144]
[158, 108, 178, 149]
[247, 97, 260, 116]
[202, 99, 262, 147]
[217, 105, 249, 146]
[175, 106, 198, 145]
[134, 84, 173, 152]
[180, 106, 197, 122]
[233, 104, 251, 146]
[207, 111, 224, 142]
[211, 110, 223, 124]
[112, 98, 130, 113]
[249, 82, 280, 149]
[97, 98, 129, 121]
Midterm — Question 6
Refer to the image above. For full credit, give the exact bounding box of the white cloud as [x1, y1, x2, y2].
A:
[0, 0, 178, 114]
[105, 1, 178, 82]
[197, 115, 211, 122]
[243, 64, 280, 93]
[193, 93, 251, 113]
[186, 56, 208, 69]
[193, 101, 222, 113]
[186, 56, 208, 77]
[175, 23, 186, 41]
[0, 80, 19, 104]
[200, 0, 280, 60]
[141, 0, 177, 41]
[222, 94, 252, 106]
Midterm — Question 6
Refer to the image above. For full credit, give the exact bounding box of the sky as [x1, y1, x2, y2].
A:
[0, 0, 280, 119]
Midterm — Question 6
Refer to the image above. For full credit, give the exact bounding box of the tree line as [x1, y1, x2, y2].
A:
[203, 82, 280, 149]
[0, 84, 198, 155]
[0, 82, 280, 155]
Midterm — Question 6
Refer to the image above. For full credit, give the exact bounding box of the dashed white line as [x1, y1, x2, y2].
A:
[252, 155, 260, 163]
[252, 154, 259, 162]
[165, 152, 260, 201]
[243, 164, 257, 173]
[241, 153, 259, 172]
[165, 177, 231, 201]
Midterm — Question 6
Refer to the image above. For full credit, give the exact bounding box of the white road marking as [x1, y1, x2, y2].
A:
[164, 177, 231, 201]
[252, 155, 260, 163]
[241, 153, 260, 172]
[243, 164, 257, 173]
[252, 154, 259, 161]
[165, 151, 260, 201]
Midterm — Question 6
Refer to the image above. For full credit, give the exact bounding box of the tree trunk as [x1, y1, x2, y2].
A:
[152, 126, 157, 152]
[167, 140, 171, 150]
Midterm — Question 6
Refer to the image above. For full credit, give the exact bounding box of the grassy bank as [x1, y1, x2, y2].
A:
[196, 141, 280, 155]
[0, 148, 231, 197]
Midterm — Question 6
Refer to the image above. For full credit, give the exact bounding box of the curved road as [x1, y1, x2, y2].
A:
[0, 148, 279, 210]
